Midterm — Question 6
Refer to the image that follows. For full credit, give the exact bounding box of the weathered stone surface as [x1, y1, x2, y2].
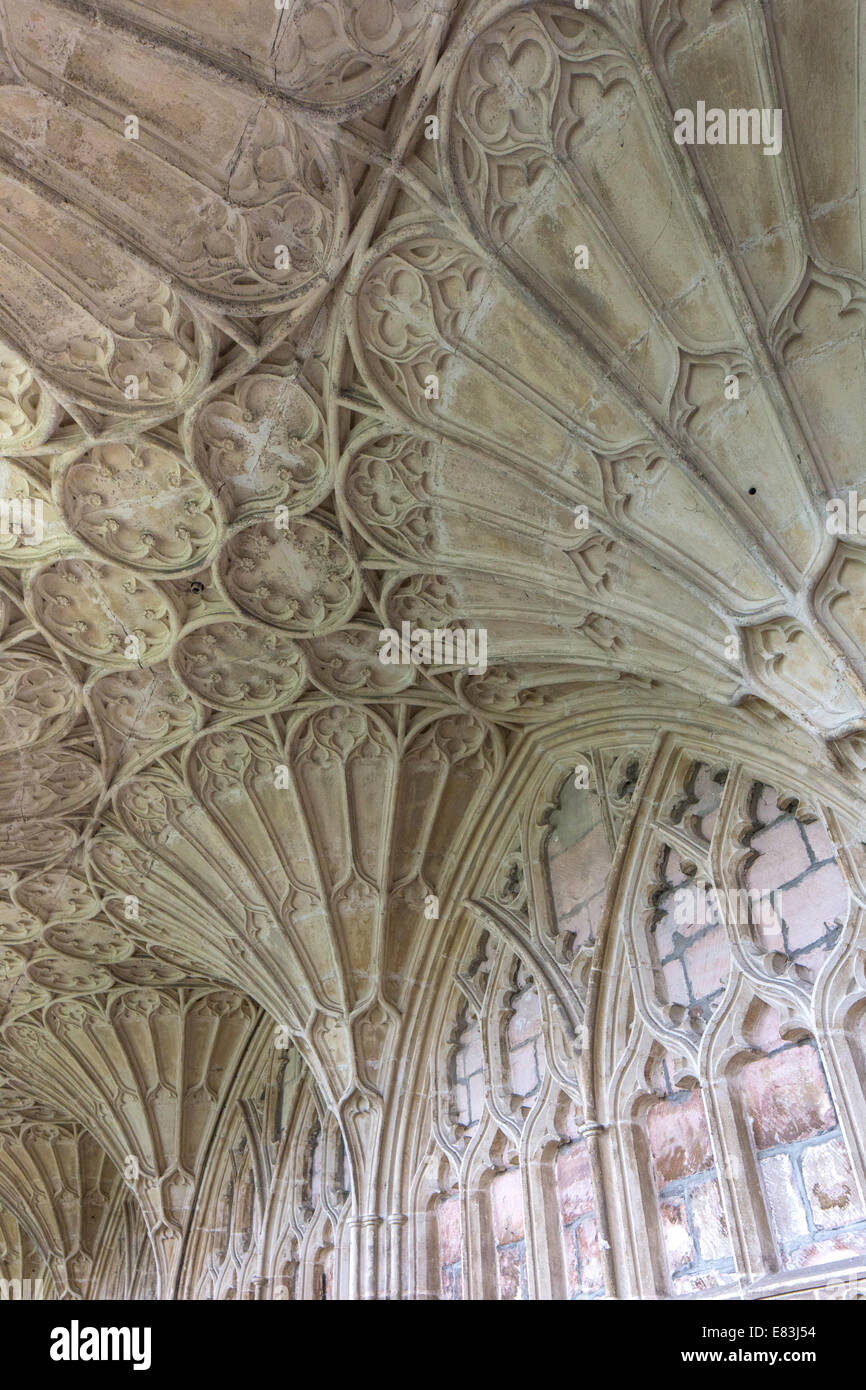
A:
[0, 0, 864, 1307]
[742, 1045, 836, 1151]
[648, 1091, 713, 1190]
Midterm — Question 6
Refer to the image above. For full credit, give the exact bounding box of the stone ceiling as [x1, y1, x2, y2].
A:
[0, 0, 864, 1295]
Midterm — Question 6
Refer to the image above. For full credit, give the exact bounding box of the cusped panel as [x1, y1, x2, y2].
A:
[13, 859, 100, 927]
[43, 918, 135, 965]
[446, 5, 736, 373]
[60, 439, 219, 576]
[380, 569, 737, 705]
[86, 664, 202, 775]
[814, 542, 866, 690]
[0, 947, 32, 988]
[340, 428, 775, 613]
[440, 3, 819, 574]
[353, 227, 638, 451]
[0, 899, 43, 944]
[273, 0, 456, 113]
[27, 557, 177, 668]
[0, 654, 80, 753]
[0, 461, 67, 566]
[193, 374, 330, 523]
[110, 957, 189, 989]
[742, 617, 866, 735]
[173, 620, 308, 713]
[0, 344, 62, 454]
[218, 517, 361, 635]
[457, 664, 615, 723]
[0, 817, 78, 868]
[0, 172, 211, 416]
[303, 623, 415, 698]
[0, 746, 101, 822]
[0, 2, 348, 314]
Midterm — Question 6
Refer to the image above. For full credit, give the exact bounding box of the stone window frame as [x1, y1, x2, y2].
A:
[603, 744, 866, 1299]
[451, 724, 866, 1302]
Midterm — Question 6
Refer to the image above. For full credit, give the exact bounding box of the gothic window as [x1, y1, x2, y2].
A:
[333, 1129, 349, 1208]
[309, 1121, 323, 1213]
[649, 848, 729, 1029]
[739, 1019, 866, 1270]
[314, 1243, 335, 1302]
[667, 762, 727, 845]
[504, 962, 545, 1101]
[436, 1194, 463, 1301]
[273, 1052, 299, 1144]
[741, 785, 848, 973]
[555, 1139, 603, 1299]
[214, 1181, 231, 1265]
[645, 1061, 735, 1293]
[235, 1171, 255, 1256]
[130, 1234, 158, 1302]
[451, 1006, 484, 1131]
[546, 774, 612, 951]
[277, 1254, 298, 1301]
[489, 1167, 527, 1301]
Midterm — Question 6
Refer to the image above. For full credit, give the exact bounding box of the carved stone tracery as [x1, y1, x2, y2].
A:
[0, 0, 865, 1303]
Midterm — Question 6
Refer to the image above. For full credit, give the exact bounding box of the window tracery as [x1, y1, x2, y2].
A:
[645, 1060, 736, 1294]
[1, 0, 866, 1310]
[740, 785, 849, 975]
[436, 1194, 463, 1301]
[489, 1166, 528, 1301]
[648, 847, 729, 1030]
[546, 767, 614, 954]
[555, 1119, 603, 1300]
[450, 1006, 485, 1134]
[738, 1017, 866, 1271]
[504, 963, 545, 1103]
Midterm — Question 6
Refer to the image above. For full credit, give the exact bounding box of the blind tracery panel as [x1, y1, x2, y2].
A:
[416, 738, 866, 1301]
